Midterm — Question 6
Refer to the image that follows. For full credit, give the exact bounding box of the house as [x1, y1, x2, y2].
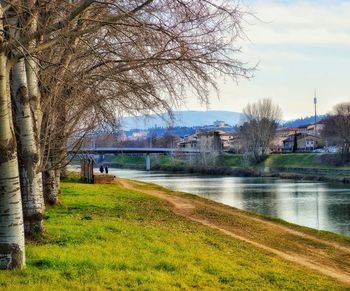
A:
[270, 128, 298, 153]
[297, 134, 324, 151]
[297, 124, 309, 134]
[197, 130, 223, 151]
[283, 134, 298, 152]
[178, 133, 198, 149]
[219, 132, 235, 150]
[283, 133, 324, 152]
[228, 133, 242, 153]
[306, 122, 325, 136]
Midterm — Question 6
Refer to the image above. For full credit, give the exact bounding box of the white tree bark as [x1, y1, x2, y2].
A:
[0, 49, 25, 269]
[43, 167, 59, 205]
[25, 7, 42, 149]
[12, 58, 45, 236]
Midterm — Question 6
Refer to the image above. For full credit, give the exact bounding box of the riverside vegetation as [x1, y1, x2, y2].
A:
[102, 153, 350, 181]
[104, 153, 350, 170]
[0, 173, 348, 290]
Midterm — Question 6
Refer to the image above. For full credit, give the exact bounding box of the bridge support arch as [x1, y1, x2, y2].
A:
[146, 153, 151, 171]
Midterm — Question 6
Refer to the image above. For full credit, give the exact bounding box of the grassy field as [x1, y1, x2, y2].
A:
[217, 153, 245, 168]
[0, 177, 347, 290]
[264, 153, 322, 168]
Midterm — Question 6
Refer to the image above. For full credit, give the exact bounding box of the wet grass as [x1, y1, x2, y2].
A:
[0, 179, 347, 290]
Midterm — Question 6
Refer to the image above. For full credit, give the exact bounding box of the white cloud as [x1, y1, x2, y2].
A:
[184, 0, 350, 120]
[243, 1, 350, 45]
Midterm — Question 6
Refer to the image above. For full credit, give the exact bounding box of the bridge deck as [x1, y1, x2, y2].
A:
[69, 147, 205, 154]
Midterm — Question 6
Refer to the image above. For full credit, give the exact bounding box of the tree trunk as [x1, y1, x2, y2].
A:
[11, 58, 45, 237]
[0, 50, 25, 269]
[25, 9, 42, 158]
[43, 165, 60, 205]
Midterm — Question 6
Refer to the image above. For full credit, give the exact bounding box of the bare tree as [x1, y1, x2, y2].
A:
[36, 0, 253, 203]
[322, 102, 350, 162]
[0, 0, 252, 268]
[240, 99, 282, 163]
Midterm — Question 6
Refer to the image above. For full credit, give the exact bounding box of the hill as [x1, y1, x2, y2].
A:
[121, 111, 326, 131]
[121, 110, 242, 130]
[282, 115, 325, 128]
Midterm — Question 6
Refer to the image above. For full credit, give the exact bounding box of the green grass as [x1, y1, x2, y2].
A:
[104, 153, 350, 171]
[0, 180, 346, 290]
[264, 153, 350, 170]
[264, 153, 322, 169]
[105, 154, 185, 168]
[217, 153, 245, 168]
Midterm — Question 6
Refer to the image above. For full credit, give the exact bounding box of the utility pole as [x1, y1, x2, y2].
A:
[314, 90, 317, 136]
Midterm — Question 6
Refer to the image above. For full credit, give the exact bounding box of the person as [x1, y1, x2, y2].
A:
[105, 166, 108, 174]
[99, 165, 104, 173]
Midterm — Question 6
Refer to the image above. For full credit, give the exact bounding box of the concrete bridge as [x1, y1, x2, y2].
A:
[69, 147, 203, 171]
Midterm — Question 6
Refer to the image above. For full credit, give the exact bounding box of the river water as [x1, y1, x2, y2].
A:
[85, 167, 350, 236]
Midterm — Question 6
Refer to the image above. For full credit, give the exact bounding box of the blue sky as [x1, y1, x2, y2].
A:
[184, 0, 350, 119]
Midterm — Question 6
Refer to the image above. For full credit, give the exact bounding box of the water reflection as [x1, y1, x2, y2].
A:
[79, 167, 350, 236]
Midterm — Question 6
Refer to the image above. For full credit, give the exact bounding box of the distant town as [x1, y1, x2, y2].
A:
[83, 114, 332, 154]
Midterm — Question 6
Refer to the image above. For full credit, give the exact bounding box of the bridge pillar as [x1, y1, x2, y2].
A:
[146, 153, 151, 171]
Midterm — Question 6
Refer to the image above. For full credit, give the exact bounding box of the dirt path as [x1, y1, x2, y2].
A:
[118, 179, 350, 287]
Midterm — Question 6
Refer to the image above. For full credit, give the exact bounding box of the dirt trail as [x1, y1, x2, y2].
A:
[194, 198, 350, 254]
[118, 179, 350, 287]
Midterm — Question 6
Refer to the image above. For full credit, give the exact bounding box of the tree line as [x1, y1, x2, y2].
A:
[239, 99, 350, 164]
[0, 1, 251, 270]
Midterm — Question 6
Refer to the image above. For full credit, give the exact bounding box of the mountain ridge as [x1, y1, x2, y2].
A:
[121, 110, 242, 130]
[121, 110, 324, 130]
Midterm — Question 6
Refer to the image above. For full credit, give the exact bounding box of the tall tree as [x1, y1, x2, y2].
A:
[36, 0, 252, 202]
[0, 0, 251, 268]
[0, 4, 25, 269]
[240, 99, 282, 163]
[322, 102, 350, 162]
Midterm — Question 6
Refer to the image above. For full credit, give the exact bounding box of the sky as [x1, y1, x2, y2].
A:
[184, 0, 350, 120]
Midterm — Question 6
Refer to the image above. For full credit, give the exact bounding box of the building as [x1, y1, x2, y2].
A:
[283, 133, 324, 152]
[306, 122, 325, 136]
[270, 128, 298, 153]
[197, 130, 223, 151]
[282, 134, 297, 152]
[228, 133, 242, 153]
[219, 132, 235, 150]
[297, 124, 309, 134]
[128, 131, 147, 141]
[213, 120, 228, 128]
[177, 133, 198, 149]
[297, 134, 324, 151]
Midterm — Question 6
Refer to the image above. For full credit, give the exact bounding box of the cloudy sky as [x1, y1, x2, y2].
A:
[185, 0, 350, 119]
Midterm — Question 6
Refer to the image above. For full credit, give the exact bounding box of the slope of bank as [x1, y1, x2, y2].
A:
[0, 176, 348, 290]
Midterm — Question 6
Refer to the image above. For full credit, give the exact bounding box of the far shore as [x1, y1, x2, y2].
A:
[97, 161, 350, 184]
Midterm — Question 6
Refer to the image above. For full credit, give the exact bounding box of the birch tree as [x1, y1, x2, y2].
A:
[0, 4, 25, 269]
[12, 58, 45, 236]
[0, 0, 251, 268]
[35, 0, 252, 203]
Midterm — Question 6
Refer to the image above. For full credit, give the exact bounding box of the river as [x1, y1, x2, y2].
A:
[81, 167, 350, 236]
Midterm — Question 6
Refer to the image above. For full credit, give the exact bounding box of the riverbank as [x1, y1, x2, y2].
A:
[103, 153, 350, 183]
[1, 175, 349, 290]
